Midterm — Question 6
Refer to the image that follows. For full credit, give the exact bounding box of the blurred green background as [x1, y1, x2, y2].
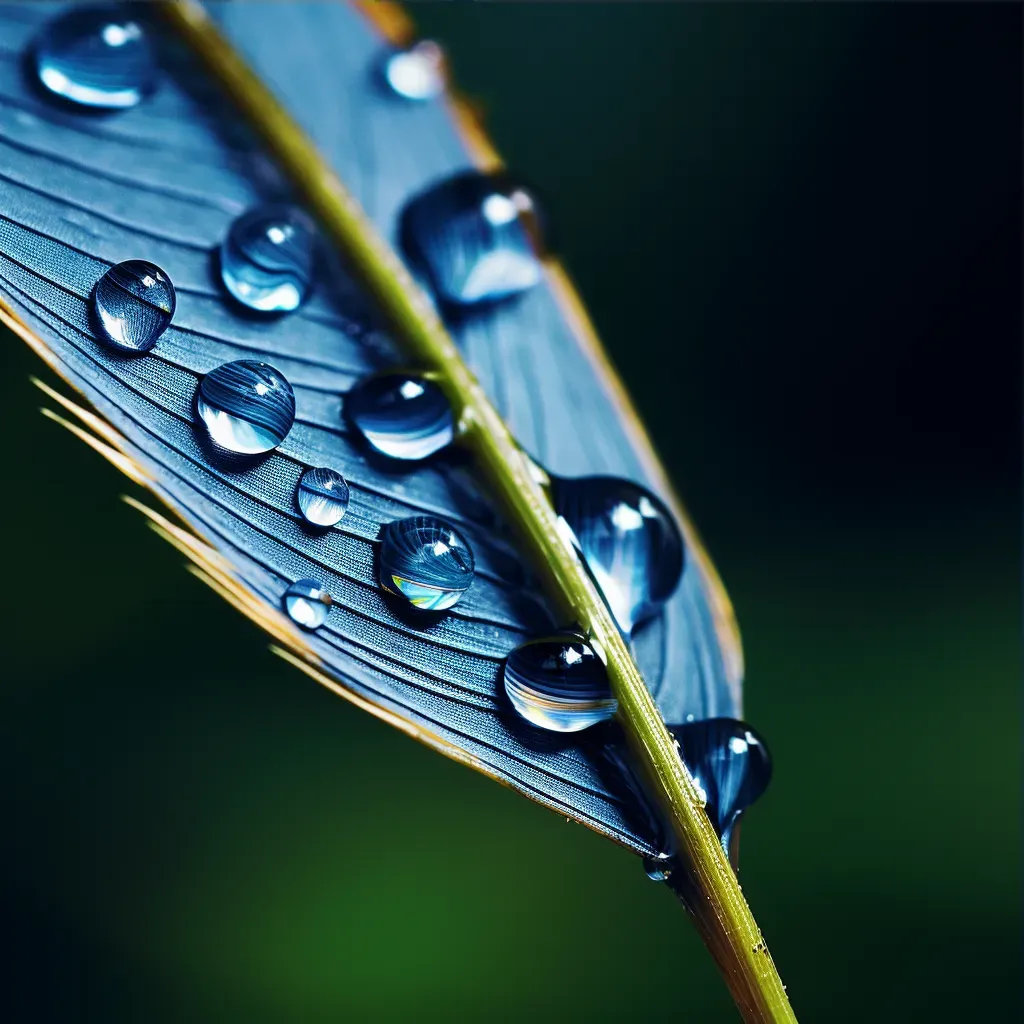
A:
[1, 3, 1018, 1021]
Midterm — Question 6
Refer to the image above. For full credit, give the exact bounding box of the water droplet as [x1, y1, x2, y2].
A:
[669, 718, 772, 859]
[93, 259, 175, 353]
[643, 854, 674, 882]
[195, 360, 296, 455]
[400, 171, 544, 306]
[220, 205, 317, 312]
[296, 466, 350, 528]
[553, 476, 684, 632]
[283, 578, 331, 629]
[504, 634, 617, 733]
[383, 41, 446, 101]
[379, 516, 475, 612]
[34, 5, 155, 109]
[345, 372, 454, 461]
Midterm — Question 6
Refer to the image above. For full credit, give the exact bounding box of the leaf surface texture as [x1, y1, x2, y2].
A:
[0, 1, 742, 855]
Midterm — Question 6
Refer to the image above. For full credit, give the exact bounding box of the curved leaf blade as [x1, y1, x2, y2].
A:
[0, 1, 737, 856]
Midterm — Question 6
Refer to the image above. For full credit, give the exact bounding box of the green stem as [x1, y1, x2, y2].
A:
[163, 3, 796, 1019]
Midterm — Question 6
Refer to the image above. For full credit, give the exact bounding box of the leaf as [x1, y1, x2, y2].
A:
[0, 4, 792, 1019]
[0, 0, 739, 854]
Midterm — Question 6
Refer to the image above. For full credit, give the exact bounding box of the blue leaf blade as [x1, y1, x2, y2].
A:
[0, 0, 743, 855]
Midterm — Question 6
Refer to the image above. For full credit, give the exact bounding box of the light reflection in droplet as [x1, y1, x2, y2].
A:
[378, 516, 475, 612]
[34, 5, 155, 109]
[93, 259, 175, 354]
[504, 634, 617, 733]
[195, 360, 296, 455]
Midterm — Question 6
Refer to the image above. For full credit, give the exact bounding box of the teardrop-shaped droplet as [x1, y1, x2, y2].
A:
[345, 372, 454, 461]
[220, 205, 317, 312]
[93, 259, 175, 353]
[643, 854, 674, 882]
[195, 360, 296, 455]
[553, 476, 684, 632]
[400, 171, 544, 306]
[504, 634, 617, 733]
[34, 5, 155, 109]
[283, 578, 332, 630]
[669, 718, 772, 859]
[383, 41, 446, 101]
[296, 466, 350, 528]
[379, 516, 474, 612]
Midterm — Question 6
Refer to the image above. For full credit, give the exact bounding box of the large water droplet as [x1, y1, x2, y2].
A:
[400, 171, 544, 306]
[383, 41, 446, 101]
[297, 466, 350, 528]
[670, 718, 772, 860]
[195, 360, 296, 455]
[553, 476, 684, 632]
[220, 205, 317, 312]
[345, 372, 454, 461]
[93, 259, 175, 353]
[504, 634, 617, 733]
[283, 578, 332, 630]
[34, 5, 155, 109]
[379, 516, 474, 612]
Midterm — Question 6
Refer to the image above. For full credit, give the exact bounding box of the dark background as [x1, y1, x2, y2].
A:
[1, 4, 1019, 1021]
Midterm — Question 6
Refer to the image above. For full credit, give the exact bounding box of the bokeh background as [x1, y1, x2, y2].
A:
[1, 4, 1019, 1021]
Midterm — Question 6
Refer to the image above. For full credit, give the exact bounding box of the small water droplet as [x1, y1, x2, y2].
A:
[379, 516, 474, 612]
[504, 634, 617, 733]
[93, 259, 174, 353]
[669, 718, 773, 861]
[296, 466, 350, 528]
[383, 41, 446, 101]
[554, 476, 684, 632]
[283, 578, 331, 629]
[345, 372, 453, 460]
[400, 171, 544, 306]
[195, 360, 296, 455]
[34, 5, 155, 109]
[643, 854, 674, 882]
[220, 205, 317, 312]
